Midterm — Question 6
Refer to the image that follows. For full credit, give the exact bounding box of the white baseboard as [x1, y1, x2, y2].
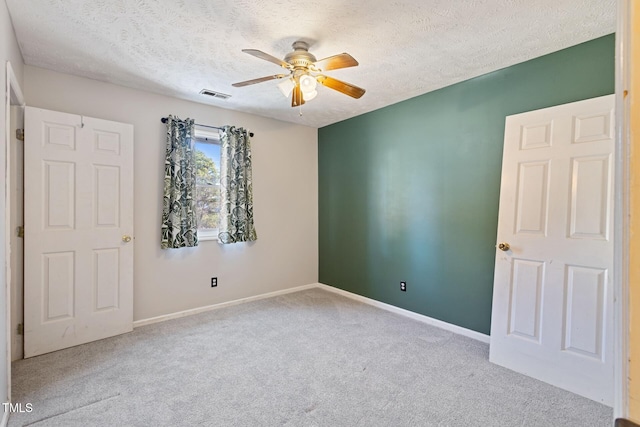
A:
[1, 405, 8, 427]
[133, 282, 490, 344]
[133, 283, 318, 328]
[315, 283, 490, 343]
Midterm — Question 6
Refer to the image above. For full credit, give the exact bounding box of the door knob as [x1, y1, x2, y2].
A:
[497, 242, 510, 251]
[122, 235, 132, 243]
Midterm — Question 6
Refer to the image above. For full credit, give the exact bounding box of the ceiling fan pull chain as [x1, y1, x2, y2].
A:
[299, 105, 303, 117]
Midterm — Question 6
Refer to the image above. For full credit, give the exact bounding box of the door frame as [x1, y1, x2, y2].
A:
[5, 61, 24, 402]
[615, 0, 631, 419]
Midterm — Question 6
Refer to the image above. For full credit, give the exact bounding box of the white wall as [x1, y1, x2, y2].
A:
[24, 65, 318, 321]
[1, 0, 24, 407]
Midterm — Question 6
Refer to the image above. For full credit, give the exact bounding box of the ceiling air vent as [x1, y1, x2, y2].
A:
[199, 89, 231, 100]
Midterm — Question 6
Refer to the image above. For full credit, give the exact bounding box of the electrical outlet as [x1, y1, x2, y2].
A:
[211, 277, 217, 287]
[400, 281, 407, 292]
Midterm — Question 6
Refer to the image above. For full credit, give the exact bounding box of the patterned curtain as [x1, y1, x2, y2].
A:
[218, 126, 257, 244]
[161, 116, 199, 249]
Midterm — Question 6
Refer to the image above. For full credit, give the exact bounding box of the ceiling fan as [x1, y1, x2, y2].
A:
[232, 41, 366, 107]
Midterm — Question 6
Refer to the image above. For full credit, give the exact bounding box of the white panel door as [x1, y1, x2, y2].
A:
[490, 95, 614, 405]
[24, 107, 134, 358]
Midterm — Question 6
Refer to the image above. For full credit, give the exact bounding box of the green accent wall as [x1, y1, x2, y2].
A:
[318, 34, 615, 335]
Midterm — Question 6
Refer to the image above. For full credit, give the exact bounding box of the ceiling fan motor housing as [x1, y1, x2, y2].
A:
[284, 41, 317, 69]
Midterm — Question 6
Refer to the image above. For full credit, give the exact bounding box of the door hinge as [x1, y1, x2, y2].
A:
[17, 323, 23, 335]
[16, 129, 24, 141]
[17, 226, 24, 238]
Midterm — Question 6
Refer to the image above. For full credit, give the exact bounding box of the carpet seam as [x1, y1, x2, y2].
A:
[24, 393, 121, 426]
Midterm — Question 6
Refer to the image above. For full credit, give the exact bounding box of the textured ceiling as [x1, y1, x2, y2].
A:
[6, 0, 615, 128]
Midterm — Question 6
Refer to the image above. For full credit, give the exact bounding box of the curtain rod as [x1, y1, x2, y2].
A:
[160, 117, 254, 137]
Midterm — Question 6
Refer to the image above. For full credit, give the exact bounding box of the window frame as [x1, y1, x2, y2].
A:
[193, 127, 221, 241]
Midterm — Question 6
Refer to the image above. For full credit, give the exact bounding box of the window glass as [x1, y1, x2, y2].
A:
[194, 138, 221, 236]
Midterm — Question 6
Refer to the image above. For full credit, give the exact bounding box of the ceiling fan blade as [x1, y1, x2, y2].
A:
[312, 53, 359, 72]
[232, 74, 288, 87]
[317, 75, 366, 99]
[291, 83, 305, 107]
[242, 49, 291, 69]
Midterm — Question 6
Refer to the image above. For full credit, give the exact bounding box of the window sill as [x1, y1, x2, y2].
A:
[198, 230, 219, 242]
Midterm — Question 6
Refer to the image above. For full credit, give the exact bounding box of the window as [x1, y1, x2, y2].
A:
[194, 128, 221, 240]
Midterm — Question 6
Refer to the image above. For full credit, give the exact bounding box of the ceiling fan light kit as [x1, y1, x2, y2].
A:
[277, 78, 295, 97]
[299, 74, 317, 92]
[302, 89, 317, 101]
[232, 40, 366, 109]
